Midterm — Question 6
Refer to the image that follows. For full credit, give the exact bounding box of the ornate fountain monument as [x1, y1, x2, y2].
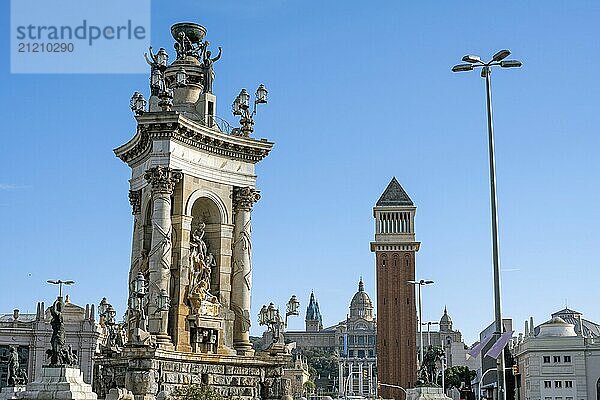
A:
[93, 22, 289, 400]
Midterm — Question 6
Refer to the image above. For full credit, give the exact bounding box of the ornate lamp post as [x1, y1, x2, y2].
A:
[129, 272, 148, 331]
[258, 295, 300, 345]
[232, 84, 268, 136]
[407, 279, 434, 366]
[452, 49, 522, 400]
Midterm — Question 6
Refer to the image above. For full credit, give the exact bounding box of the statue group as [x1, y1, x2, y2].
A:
[144, 29, 222, 100]
[418, 345, 446, 386]
[188, 223, 219, 312]
[47, 297, 78, 367]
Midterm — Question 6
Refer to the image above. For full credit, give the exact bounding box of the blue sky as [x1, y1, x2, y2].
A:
[1, 1, 599, 345]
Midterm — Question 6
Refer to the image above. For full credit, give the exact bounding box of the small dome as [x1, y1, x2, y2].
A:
[349, 278, 373, 321]
[440, 307, 453, 331]
[537, 316, 577, 337]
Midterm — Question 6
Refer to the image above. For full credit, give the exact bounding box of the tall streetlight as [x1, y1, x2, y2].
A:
[452, 49, 522, 400]
[407, 279, 434, 365]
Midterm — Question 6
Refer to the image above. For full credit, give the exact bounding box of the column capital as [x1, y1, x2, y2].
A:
[128, 189, 142, 215]
[144, 166, 183, 195]
[232, 186, 261, 211]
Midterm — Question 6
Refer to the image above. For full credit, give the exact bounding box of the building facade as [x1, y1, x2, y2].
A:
[371, 177, 419, 400]
[511, 309, 600, 400]
[285, 279, 377, 397]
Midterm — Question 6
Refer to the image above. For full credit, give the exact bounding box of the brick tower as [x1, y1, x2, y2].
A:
[370, 178, 420, 399]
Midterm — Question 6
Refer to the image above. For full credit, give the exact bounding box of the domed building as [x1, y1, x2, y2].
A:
[284, 278, 377, 397]
[511, 308, 600, 400]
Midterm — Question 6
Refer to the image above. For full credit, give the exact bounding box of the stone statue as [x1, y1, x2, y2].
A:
[7, 346, 19, 386]
[418, 345, 446, 385]
[49, 297, 66, 366]
[144, 47, 168, 96]
[174, 32, 198, 60]
[201, 43, 222, 93]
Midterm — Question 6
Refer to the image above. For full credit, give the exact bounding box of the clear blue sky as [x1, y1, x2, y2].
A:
[1, 1, 599, 345]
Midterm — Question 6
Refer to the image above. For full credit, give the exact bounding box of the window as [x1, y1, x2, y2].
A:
[554, 356, 561, 363]
[546, 397, 553, 400]
[555, 381, 562, 388]
[565, 381, 573, 388]
[564, 356, 572, 363]
[545, 381, 552, 388]
[358, 350, 365, 358]
[349, 350, 354, 357]
[566, 397, 573, 400]
[555, 397, 562, 400]
[544, 356, 551, 363]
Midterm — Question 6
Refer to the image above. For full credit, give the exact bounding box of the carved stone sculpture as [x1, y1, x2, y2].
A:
[201, 43, 222, 93]
[188, 222, 220, 315]
[418, 345, 446, 385]
[49, 297, 66, 366]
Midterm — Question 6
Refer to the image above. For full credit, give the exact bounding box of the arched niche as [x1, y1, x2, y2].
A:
[185, 189, 228, 225]
[188, 194, 225, 297]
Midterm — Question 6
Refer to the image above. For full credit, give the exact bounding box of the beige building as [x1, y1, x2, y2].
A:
[511, 308, 600, 400]
[282, 355, 311, 398]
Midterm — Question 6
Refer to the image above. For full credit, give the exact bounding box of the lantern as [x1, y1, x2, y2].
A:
[157, 289, 170, 312]
[99, 297, 109, 317]
[266, 303, 277, 323]
[134, 272, 146, 297]
[286, 295, 300, 316]
[258, 304, 268, 325]
[238, 89, 250, 110]
[176, 67, 187, 87]
[255, 84, 268, 104]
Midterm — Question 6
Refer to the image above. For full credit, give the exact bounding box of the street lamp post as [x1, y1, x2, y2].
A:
[422, 321, 440, 347]
[452, 50, 522, 400]
[408, 279, 434, 365]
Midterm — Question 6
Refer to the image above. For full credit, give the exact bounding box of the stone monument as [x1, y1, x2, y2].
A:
[93, 21, 289, 400]
[405, 346, 451, 400]
[19, 296, 97, 400]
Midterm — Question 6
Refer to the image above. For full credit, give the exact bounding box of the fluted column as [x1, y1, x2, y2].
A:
[231, 186, 260, 354]
[359, 362, 364, 395]
[338, 362, 344, 395]
[144, 166, 182, 347]
[368, 362, 373, 396]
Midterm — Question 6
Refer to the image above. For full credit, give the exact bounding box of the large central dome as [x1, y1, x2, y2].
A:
[350, 278, 374, 321]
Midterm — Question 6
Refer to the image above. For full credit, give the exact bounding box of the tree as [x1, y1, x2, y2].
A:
[303, 381, 316, 395]
[442, 366, 476, 398]
[170, 384, 224, 400]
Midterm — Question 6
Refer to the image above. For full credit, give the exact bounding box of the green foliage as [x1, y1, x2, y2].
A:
[300, 349, 339, 380]
[170, 384, 224, 400]
[303, 381, 316, 394]
[442, 366, 477, 390]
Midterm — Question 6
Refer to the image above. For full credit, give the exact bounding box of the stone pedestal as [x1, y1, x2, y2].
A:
[0, 386, 26, 400]
[20, 367, 97, 400]
[407, 386, 451, 400]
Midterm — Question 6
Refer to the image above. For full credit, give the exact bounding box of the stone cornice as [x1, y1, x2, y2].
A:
[114, 112, 274, 166]
[370, 241, 421, 252]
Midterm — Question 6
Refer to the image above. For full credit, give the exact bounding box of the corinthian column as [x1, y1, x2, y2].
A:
[144, 166, 182, 347]
[231, 186, 260, 354]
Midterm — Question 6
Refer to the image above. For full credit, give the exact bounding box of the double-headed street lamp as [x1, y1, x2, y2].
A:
[452, 49, 522, 400]
[407, 279, 434, 365]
